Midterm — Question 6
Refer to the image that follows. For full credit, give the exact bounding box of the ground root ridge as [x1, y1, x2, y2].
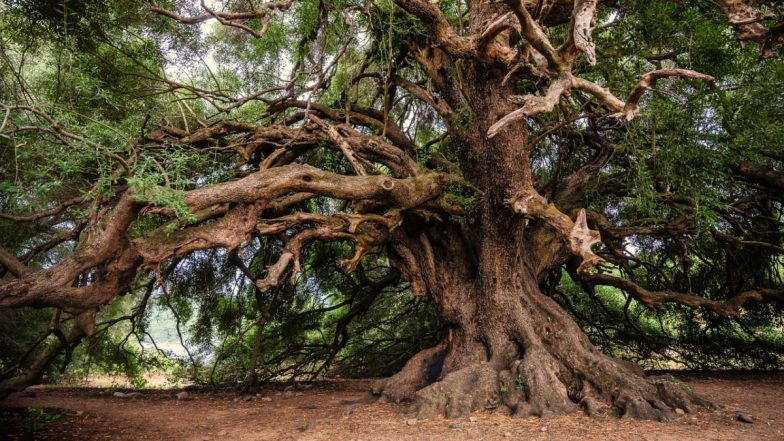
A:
[374, 352, 716, 420]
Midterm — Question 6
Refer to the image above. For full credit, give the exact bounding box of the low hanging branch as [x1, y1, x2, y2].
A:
[583, 273, 784, 317]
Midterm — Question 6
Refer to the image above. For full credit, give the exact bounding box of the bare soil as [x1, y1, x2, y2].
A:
[1, 372, 782, 440]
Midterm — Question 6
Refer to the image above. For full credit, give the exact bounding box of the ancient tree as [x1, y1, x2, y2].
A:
[1, 0, 783, 419]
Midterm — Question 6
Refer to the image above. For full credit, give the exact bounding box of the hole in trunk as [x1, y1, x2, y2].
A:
[512, 339, 526, 360]
[424, 350, 446, 384]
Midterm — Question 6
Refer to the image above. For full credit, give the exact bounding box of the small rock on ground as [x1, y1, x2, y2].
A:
[113, 392, 142, 398]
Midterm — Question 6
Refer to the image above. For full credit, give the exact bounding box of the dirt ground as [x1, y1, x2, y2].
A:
[1, 372, 782, 440]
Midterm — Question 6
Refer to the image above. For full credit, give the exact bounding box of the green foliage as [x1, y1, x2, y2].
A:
[514, 374, 524, 391]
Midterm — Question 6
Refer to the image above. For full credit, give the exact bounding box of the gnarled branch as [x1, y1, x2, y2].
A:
[583, 273, 784, 317]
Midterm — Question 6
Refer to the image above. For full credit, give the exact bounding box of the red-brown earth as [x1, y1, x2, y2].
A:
[1, 372, 782, 440]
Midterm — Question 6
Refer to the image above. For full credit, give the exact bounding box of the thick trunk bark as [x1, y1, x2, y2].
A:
[374, 232, 714, 419]
[373, 63, 713, 420]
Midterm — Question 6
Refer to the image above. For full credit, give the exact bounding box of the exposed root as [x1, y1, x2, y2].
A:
[372, 285, 716, 421]
[372, 342, 446, 403]
[411, 363, 500, 419]
[650, 375, 717, 413]
[577, 382, 602, 417]
[513, 347, 578, 417]
[373, 338, 716, 421]
[374, 352, 717, 421]
[616, 391, 669, 421]
[611, 374, 716, 421]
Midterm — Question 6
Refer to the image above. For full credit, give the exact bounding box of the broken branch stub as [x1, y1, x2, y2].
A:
[510, 190, 604, 274]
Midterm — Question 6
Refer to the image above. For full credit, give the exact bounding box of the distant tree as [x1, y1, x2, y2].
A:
[0, 0, 782, 420]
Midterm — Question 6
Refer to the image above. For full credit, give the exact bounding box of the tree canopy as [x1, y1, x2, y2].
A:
[0, 0, 782, 420]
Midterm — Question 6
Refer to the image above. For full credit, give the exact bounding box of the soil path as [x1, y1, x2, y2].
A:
[2, 372, 782, 440]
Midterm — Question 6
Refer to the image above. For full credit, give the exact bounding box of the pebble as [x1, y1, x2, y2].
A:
[406, 418, 417, 426]
[469, 416, 478, 423]
[736, 412, 754, 424]
[243, 395, 253, 402]
[504, 431, 512, 437]
[113, 392, 142, 398]
[675, 408, 685, 415]
[261, 397, 273, 402]
[176, 391, 189, 400]
[540, 426, 547, 432]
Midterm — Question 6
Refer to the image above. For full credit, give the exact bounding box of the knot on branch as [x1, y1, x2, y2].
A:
[570, 209, 604, 274]
[509, 190, 604, 274]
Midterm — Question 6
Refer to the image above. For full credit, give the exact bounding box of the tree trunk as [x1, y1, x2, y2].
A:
[0, 327, 85, 398]
[373, 64, 713, 420]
